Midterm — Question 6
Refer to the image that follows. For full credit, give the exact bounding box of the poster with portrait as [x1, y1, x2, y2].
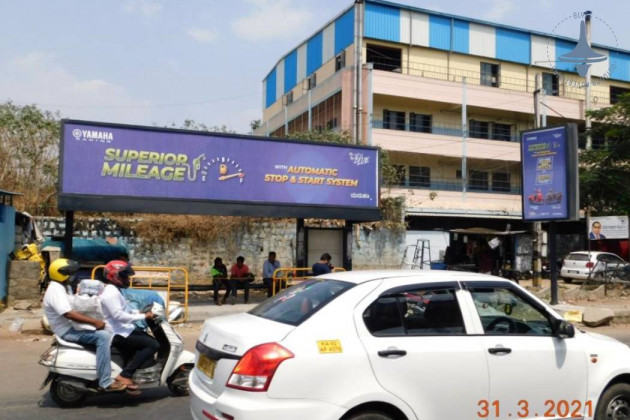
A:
[587, 216, 629, 240]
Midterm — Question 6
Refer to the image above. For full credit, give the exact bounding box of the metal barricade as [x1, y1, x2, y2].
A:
[271, 267, 346, 296]
[91, 265, 189, 324]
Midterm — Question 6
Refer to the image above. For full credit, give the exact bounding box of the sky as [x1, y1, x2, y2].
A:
[1, 0, 629, 134]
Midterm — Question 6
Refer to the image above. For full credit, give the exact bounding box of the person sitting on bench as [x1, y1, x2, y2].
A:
[211, 257, 229, 306]
[227, 256, 252, 304]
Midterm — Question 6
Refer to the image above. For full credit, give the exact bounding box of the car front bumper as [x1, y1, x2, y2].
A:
[189, 368, 345, 420]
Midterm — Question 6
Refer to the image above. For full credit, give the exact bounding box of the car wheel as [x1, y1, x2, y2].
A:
[345, 411, 395, 420]
[595, 383, 630, 420]
[50, 377, 87, 408]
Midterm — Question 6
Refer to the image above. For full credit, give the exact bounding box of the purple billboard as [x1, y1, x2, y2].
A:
[520, 124, 578, 222]
[59, 121, 380, 220]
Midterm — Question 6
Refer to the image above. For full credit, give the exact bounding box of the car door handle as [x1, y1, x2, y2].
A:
[378, 349, 407, 358]
[488, 347, 512, 355]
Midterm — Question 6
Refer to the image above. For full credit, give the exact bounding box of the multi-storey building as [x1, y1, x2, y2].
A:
[257, 0, 630, 241]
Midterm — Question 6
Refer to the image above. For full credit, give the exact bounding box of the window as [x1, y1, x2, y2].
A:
[409, 166, 431, 188]
[611, 86, 630, 104]
[366, 44, 402, 72]
[469, 170, 489, 191]
[469, 120, 489, 139]
[542, 73, 559, 96]
[363, 287, 465, 336]
[284, 91, 293, 105]
[492, 123, 512, 141]
[307, 74, 317, 90]
[468, 285, 553, 335]
[409, 113, 432, 133]
[250, 279, 354, 326]
[335, 51, 346, 72]
[480, 62, 500, 87]
[492, 172, 510, 192]
[383, 110, 406, 131]
[326, 118, 338, 130]
[393, 165, 406, 187]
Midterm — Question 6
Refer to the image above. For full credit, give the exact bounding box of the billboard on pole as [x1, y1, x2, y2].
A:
[587, 216, 629, 240]
[520, 124, 579, 221]
[59, 120, 381, 220]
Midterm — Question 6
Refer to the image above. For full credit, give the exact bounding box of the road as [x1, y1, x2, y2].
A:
[0, 325, 202, 420]
[3, 323, 630, 420]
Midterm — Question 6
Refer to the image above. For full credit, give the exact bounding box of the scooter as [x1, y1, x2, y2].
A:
[38, 302, 195, 407]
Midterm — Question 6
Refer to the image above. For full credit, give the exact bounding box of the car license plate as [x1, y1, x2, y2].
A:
[569, 270, 579, 274]
[197, 354, 217, 379]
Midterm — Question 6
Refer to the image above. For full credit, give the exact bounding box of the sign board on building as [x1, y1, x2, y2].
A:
[587, 216, 629, 240]
[520, 124, 579, 221]
[59, 120, 381, 220]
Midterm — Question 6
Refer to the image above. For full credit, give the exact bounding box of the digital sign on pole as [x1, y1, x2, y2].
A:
[59, 120, 380, 220]
[520, 124, 578, 222]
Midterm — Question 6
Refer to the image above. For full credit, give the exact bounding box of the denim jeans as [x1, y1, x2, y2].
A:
[62, 327, 113, 388]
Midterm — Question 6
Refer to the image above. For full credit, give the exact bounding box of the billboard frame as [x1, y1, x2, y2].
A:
[520, 123, 579, 222]
[58, 119, 382, 221]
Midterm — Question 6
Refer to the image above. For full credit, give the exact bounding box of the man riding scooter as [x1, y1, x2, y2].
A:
[100, 260, 159, 391]
[42, 259, 126, 392]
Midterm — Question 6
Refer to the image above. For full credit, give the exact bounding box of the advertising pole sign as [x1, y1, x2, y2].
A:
[59, 120, 380, 220]
[520, 124, 579, 221]
[587, 216, 629, 240]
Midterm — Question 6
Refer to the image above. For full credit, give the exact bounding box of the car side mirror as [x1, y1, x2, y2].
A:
[552, 318, 575, 338]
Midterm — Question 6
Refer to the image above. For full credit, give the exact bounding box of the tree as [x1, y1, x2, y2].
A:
[0, 101, 60, 214]
[250, 119, 261, 134]
[166, 119, 235, 133]
[581, 94, 630, 215]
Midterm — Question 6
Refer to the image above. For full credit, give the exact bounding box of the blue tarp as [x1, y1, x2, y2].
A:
[42, 238, 128, 263]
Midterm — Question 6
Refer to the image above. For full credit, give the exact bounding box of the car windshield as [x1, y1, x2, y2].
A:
[249, 279, 354, 326]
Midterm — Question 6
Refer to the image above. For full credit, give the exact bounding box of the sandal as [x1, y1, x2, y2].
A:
[101, 380, 127, 392]
[116, 375, 139, 390]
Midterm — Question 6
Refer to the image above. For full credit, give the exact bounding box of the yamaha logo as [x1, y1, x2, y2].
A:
[71, 128, 114, 143]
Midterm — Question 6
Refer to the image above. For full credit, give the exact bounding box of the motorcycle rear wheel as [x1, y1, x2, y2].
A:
[50, 377, 87, 407]
[167, 365, 192, 396]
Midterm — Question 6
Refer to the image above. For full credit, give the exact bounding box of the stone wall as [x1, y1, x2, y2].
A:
[35, 217, 405, 284]
[7, 260, 41, 306]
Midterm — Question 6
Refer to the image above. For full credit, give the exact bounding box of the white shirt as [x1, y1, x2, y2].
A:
[101, 284, 145, 338]
[43, 281, 74, 336]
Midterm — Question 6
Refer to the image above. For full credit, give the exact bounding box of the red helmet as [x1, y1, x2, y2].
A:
[103, 260, 135, 288]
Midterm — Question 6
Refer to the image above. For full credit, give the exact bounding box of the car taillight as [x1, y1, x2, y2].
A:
[586, 262, 594, 268]
[226, 343, 294, 392]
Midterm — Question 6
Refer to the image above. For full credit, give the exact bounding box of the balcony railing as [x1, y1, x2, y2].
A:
[393, 177, 521, 195]
[370, 60, 611, 105]
[373, 119, 520, 142]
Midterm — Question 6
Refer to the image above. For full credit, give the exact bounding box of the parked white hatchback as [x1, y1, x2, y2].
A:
[560, 251, 628, 282]
[189, 270, 630, 420]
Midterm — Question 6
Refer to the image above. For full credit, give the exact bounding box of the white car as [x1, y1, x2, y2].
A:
[560, 251, 629, 282]
[189, 270, 630, 420]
